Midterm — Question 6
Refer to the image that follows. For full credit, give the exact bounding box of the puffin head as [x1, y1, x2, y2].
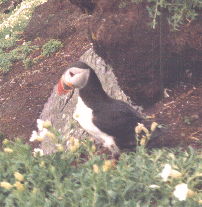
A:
[57, 62, 90, 95]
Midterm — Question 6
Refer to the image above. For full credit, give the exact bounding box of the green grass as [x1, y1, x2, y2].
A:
[0, 137, 201, 207]
[41, 39, 63, 57]
[0, 0, 48, 73]
[0, 38, 63, 72]
[0, 42, 39, 72]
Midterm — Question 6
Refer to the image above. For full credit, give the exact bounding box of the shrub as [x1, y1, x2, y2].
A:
[121, 0, 202, 30]
[0, 134, 201, 206]
[146, 0, 202, 30]
[23, 58, 34, 69]
[41, 39, 63, 57]
[0, 42, 38, 73]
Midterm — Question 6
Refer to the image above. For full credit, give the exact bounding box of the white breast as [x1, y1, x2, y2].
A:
[73, 97, 116, 149]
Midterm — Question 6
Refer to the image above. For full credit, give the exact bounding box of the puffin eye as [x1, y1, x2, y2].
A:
[69, 71, 75, 77]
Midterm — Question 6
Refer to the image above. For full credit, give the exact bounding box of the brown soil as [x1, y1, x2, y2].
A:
[0, 0, 201, 149]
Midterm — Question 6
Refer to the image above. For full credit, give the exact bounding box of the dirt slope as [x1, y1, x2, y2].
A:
[0, 0, 201, 149]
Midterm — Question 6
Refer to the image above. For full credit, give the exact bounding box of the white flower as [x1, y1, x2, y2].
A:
[160, 164, 172, 182]
[37, 119, 52, 131]
[149, 184, 160, 189]
[39, 128, 48, 138]
[33, 148, 44, 157]
[37, 119, 44, 131]
[160, 164, 182, 182]
[5, 34, 10, 39]
[173, 183, 188, 201]
[30, 130, 38, 142]
[29, 129, 47, 142]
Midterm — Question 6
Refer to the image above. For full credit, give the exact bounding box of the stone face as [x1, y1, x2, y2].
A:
[40, 48, 143, 154]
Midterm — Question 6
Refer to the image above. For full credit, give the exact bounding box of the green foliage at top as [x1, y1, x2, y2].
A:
[146, 0, 202, 30]
[41, 39, 63, 57]
[120, 0, 202, 30]
[0, 0, 9, 5]
[0, 137, 202, 207]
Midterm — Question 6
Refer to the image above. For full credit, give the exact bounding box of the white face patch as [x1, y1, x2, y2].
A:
[73, 97, 118, 151]
[63, 67, 90, 89]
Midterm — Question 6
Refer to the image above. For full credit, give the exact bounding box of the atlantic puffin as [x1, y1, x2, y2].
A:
[57, 61, 143, 157]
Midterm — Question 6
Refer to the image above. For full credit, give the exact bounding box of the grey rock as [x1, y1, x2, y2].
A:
[40, 48, 143, 154]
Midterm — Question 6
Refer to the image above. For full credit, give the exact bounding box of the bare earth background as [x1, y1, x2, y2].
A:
[0, 0, 201, 149]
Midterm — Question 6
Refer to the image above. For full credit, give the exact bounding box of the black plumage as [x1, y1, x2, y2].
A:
[76, 62, 143, 150]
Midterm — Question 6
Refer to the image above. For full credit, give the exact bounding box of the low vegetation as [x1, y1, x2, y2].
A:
[41, 39, 63, 57]
[123, 0, 202, 30]
[0, 121, 202, 207]
[0, 138, 202, 206]
[0, 0, 48, 73]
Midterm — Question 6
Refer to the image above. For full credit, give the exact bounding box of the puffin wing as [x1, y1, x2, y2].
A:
[92, 100, 142, 147]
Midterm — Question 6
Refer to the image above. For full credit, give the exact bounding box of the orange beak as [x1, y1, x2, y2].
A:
[57, 78, 73, 95]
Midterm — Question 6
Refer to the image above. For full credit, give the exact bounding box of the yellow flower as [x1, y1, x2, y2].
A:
[36, 136, 45, 142]
[2, 139, 9, 145]
[102, 160, 116, 172]
[0, 181, 13, 190]
[140, 135, 147, 146]
[3, 148, 13, 153]
[14, 181, 25, 191]
[32, 187, 38, 194]
[69, 137, 76, 144]
[150, 122, 158, 132]
[43, 120, 52, 129]
[39, 161, 45, 167]
[170, 169, 182, 179]
[91, 145, 96, 153]
[135, 123, 149, 135]
[46, 131, 56, 140]
[69, 137, 80, 152]
[56, 144, 64, 152]
[14, 172, 24, 182]
[70, 145, 79, 153]
[93, 164, 100, 174]
[187, 190, 196, 198]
